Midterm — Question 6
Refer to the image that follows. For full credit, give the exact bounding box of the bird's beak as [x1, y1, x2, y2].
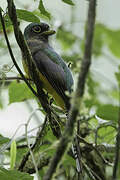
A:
[40, 30, 56, 36]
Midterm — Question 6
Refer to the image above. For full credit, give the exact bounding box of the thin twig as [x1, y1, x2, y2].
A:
[23, 108, 48, 178]
[43, 0, 96, 179]
[25, 110, 40, 179]
[112, 84, 120, 180]
[82, 162, 96, 180]
[0, 123, 25, 153]
[0, 76, 32, 82]
[18, 115, 47, 171]
[77, 135, 112, 166]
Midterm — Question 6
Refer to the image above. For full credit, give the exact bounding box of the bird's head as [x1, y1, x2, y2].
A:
[24, 22, 56, 42]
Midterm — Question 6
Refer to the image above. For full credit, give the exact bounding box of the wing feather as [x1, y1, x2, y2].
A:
[33, 50, 70, 108]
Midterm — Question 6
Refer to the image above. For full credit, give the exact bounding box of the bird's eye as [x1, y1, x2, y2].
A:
[32, 26, 41, 33]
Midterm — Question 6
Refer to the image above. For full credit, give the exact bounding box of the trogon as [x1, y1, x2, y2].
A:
[23, 22, 80, 172]
[23, 22, 74, 111]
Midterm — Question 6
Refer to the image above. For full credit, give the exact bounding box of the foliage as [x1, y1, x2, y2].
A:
[0, 0, 120, 179]
[0, 167, 33, 180]
[0, 134, 10, 146]
[96, 104, 119, 122]
[62, 0, 74, 6]
[56, 25, 77, 50]
[8, 81, 35, 104]
[10, 140, 17, 170]
[38, 0, 51, 20]
[16, 9, 40, 23]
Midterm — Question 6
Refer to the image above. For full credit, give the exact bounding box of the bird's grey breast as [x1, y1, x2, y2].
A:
[26, 39, 45, 55]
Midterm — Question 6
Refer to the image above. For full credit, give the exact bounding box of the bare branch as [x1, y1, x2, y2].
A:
[77, 135, 112, 166]
[0, 76, 32, 82]
[18, 116, 48, 171]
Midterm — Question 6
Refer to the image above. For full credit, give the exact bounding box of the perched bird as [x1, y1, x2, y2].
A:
[23, 22, 74, 111]
[23, 23, 81, 172]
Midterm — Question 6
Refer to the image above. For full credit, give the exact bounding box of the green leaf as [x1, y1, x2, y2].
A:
[105, 29, 120, 58]
[38, 0, 51, 19]
[39, 169, 44, 179]
[0, 134, 10, 146]
[110, 89, 119, 100]
[96, 104, 119, 122]
[10, 140, 17, 170]
[0, 167, 33, 180]
[40, 143, 56, 156]
[9, 81, 35, 104]
[33, 10, 49, 21]
[84, 98, 99, 109]
[93, 24, 106, 57]
[16, 9, 40, 23]
[63, 154, 76, 167]
[56, 27, 76, 50]
[62, 0, 74, 5]
[97, 126, 116, 145]
[16, 146, 28, 166]
[44, 128, 57, 142]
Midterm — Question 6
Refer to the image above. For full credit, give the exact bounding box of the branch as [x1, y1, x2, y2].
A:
[18, 116, 48, 171]
[43, 0, 96, 179]
[0, 76, 32, 82]
[77, 135, 112, 166]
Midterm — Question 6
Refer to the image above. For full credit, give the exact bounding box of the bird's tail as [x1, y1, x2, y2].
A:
[66, 112, 81, 173]
[72, 141, 81, 173]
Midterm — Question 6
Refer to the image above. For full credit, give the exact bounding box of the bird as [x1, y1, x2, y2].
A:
[23, 22, 74, 111]
[23, 23, 81, 172]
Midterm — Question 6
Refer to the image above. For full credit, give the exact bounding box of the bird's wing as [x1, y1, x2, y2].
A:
[33, 49, 70, 108]
[42, 46, 74, 93]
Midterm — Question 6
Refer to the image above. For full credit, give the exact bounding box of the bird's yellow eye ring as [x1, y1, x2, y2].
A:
[32, 25, 41, 33]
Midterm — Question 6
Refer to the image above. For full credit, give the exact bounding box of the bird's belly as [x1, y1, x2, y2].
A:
[22, 59, 65, 109]
[38, 71, 65, 110]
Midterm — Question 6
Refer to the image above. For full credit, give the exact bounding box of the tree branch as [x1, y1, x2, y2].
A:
[43, 0, 96, 179]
